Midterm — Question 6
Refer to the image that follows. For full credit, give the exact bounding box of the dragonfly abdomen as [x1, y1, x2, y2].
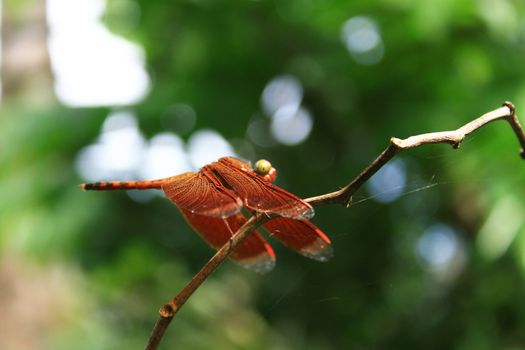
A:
[80, 180, 164, 191]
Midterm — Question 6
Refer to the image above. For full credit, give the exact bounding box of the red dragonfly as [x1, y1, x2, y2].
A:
[81, 157, 332, 273]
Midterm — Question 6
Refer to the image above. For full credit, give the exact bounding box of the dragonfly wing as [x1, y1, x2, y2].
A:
[162, 172, 242, 218]
[214, 157, 314, 220]
[180, 209, 276, 274]
[264, 218, 333, 262]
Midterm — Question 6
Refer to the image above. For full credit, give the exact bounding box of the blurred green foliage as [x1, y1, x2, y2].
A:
[2, 0, 525, 349]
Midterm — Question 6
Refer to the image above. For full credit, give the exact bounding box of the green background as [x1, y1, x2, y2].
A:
[2, 0, 525, 349]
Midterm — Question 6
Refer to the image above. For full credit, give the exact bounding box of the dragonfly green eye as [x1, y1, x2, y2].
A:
[254, 159, 272, 175]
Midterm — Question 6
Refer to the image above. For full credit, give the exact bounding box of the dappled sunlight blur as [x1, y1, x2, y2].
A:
[76, 114, 237, 184]
[140, 133, 191, 180]
[75, 111, 145, 181]
[477, 0, 520, 40]
[187, 129, 237, 168]
[46, 0, 149, 106]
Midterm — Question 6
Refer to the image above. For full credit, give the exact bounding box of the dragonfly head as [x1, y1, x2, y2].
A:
[254, 159, 277, 182]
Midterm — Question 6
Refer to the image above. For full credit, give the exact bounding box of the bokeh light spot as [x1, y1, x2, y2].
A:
[416, 224, 459, 270]
[270, 105, 313, 146]
[261, 75, 303, 116]
[341, 16, 384, 65]
[367, 159, 406, 203]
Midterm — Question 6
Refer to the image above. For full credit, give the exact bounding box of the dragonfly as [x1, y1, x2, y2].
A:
[81, 157, 332, 273]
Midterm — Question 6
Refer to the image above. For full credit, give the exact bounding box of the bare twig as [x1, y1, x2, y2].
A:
[145, 214, 272, 350]
[305, 102, 524, 207]
[145, 102, 524, 350]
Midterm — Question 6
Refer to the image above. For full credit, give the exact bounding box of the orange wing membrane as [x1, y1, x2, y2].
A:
[264, 218, 333, 262]
[181, 209, 276, 273]
[162, 172, 243, 218]
[212, 157, 315, 220]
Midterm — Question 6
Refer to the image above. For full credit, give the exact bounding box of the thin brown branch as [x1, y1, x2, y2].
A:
[145, 214, 272, 350]
[145, 102, 525, 350]
[305, 102, 524, 207]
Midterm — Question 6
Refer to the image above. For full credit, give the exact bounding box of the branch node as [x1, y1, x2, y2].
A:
[520, 148, 525, 160]
[503, 101, 516, 116]
[390, 137, 403, 149]
[159, 304, 175, 318]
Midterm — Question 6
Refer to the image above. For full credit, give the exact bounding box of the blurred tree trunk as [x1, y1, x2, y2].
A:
[1, 0, 53, 104]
